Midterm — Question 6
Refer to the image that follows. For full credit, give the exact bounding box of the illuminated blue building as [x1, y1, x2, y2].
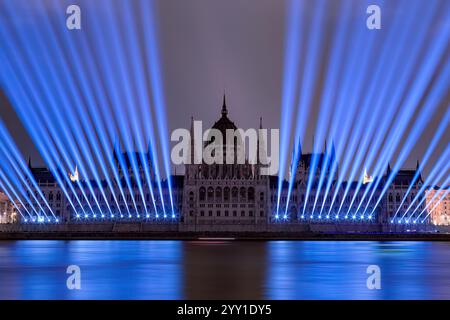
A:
[182, 97, 270, 225]
[14, 99, 431, 227]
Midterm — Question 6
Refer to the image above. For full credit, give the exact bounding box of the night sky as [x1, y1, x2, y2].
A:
[0, 0, 448, 180]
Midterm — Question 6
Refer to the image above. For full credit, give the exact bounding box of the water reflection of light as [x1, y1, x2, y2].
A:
[1, 241, 450, 299]
[266, 241, 435, 300]
[0, 240, 183, 300]
[65, 241, 183, 299]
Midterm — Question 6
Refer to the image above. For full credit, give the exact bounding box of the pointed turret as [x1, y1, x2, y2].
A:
[221, 94, 228, 117]
[297, 137, 302, 158]
[416, 160, 423, 182]
[147, 141, 154, 164]
[188, 116, 196, 164]
[330, 140, 337, 177]
[113, 139, 122, 166]
[330, 140, 336, 161]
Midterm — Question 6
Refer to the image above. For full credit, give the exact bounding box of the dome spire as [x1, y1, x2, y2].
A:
[221, 93, 228, 117]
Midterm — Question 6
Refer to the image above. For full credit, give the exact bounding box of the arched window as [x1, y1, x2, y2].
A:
[248, 188, 255, 201]
[240, 187, 247, 201]
[215, 187, 222, 201]
[231, 187, 238, 201]
[224, 187, 230, 201]
[189, 191, 194, 202]
[207, 187, 214, 201]
[199, 187, 206, 202]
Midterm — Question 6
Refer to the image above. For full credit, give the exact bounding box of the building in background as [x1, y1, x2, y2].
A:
[19, 98, 439, 226]
[0, 191, 18, 224]
[27, 162, 67, 222]
[182, 96, 270, 225]
[426, 187, 450, 225]
[383, 163, 426, 224]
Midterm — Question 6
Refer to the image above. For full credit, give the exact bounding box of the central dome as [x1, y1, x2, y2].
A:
[204, 95, 243, 162]
[211, 95, 237, 137]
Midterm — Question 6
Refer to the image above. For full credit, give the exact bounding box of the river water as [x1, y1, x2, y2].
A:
[0, 240, 449, 299]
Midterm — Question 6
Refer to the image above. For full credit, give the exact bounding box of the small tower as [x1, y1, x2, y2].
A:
[189, 116, 195, 165]
[416, 160, 423, 183]
[221, 94, 228, 117]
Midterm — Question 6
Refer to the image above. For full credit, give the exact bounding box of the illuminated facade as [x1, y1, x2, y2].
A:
[25, 163, 65, 221]
[271, 154, 384, 223]
[426, 187, 450, 225]
[15, 100, 434, 226]
[182, 97, 270, 225]
[383, 164, 427, 224]
[0, 191, 18, 224]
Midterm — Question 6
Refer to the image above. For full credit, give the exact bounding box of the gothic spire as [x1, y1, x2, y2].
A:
[297, 137, 302, 157]
[189, 116, 195, 164]
[416, 160, 422, 182]
[221, 94, 228, 117]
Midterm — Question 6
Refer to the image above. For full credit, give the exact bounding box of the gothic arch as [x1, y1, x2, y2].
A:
[231, 187, 238, 201]
[240, 187, 247, 201]
[248, 187, 255, 201]
[224, 187, 230, 201]
[207, 187, 214, 201]
[215, 187, 222, 202]
[199, 187, 206, 202]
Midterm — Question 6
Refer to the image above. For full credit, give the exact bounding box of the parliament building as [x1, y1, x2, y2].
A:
[15, 97, 430, 226]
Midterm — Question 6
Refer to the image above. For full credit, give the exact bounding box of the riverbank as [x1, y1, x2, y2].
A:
[1, 222, 448, 240]
[1, 231, 450, 241]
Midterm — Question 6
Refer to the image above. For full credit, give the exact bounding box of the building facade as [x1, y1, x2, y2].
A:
[0, 191, 18, 224]
[383, 164, 426, 224]
[182, 97, 270, 225]
[5, 98, 436, 226]
[426, 187, 450, 225]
